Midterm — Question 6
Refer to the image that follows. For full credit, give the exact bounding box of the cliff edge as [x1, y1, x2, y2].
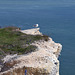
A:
[0, 28, 62, 75]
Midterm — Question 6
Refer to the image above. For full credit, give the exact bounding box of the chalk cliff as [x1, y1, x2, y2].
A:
[20, 28, 42, 35]
[0, 28, 62, 75]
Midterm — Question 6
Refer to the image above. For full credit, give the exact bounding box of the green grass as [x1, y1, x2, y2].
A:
[0, 51, 3, 55]
[0, 27, 49, 55]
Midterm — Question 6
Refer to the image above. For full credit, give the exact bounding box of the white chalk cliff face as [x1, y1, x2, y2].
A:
[20, 28, 42, 35]
[0, 28, 62, 75]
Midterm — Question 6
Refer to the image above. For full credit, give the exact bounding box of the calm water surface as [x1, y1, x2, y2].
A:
[0, 0, 75, 75]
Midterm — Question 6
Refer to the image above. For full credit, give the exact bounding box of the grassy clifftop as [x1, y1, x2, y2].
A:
[0, 27, 49, 57]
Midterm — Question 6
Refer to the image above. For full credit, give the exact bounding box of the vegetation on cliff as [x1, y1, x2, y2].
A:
[0, 27, 49, 57]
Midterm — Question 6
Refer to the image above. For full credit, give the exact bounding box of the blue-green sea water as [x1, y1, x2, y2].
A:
[0, 0, 75, 75]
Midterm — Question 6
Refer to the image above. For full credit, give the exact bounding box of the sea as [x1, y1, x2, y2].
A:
[0, 0, 75, 75]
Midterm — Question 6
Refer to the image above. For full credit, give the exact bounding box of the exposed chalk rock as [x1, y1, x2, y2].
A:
[20, 28, 42, 35]
[0, 28, 62, 75]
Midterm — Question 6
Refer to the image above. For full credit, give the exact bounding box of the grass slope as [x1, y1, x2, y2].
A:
[0, 27, 49, 56]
